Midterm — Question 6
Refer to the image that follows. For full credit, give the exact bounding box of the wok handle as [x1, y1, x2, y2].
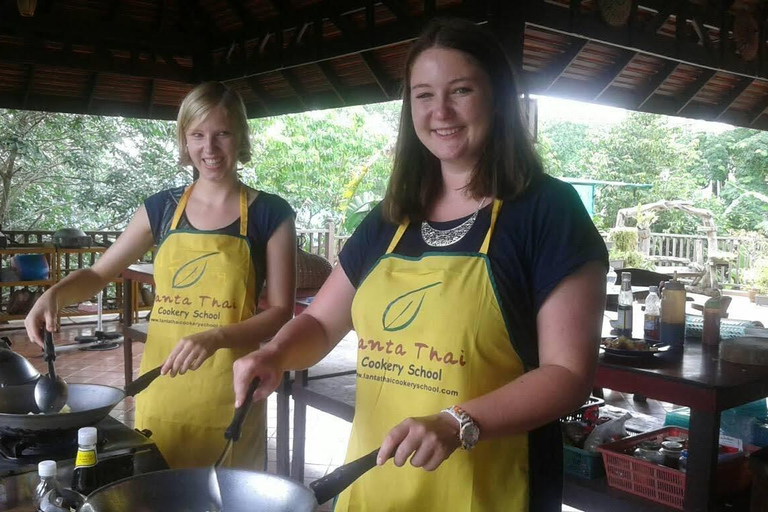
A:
[309, 448, 379, 505]
[43, 331, 57, 376]
[224, 378, 260, 441]
[124, 366, 162, 397]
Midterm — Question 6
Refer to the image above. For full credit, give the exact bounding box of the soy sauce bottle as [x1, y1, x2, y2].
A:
[71, 426, 98, 496]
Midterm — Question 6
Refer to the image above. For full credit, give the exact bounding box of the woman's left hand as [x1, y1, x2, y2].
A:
[161, 329, 222, 377]
[376, 412, 461, 471]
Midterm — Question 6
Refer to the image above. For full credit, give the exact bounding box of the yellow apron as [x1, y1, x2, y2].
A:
[135, 183, 266, 469]
[336, 200, 529, 511]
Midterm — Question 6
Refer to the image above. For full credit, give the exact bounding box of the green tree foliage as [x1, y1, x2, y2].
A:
[537, 111, 768, 235]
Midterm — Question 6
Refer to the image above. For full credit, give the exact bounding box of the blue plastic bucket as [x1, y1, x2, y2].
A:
[12, 254, 50, 281]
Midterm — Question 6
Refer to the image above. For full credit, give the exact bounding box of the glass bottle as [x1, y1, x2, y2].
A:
[71, 426, 98, 496]
[33, 460, 63, 510]
[617, 272, 633, 338]
[660, 277, 686, 350]
[644, 286, 661, 342]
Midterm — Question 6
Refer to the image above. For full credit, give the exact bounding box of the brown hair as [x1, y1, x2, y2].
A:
[177, 82, 252, 167]
[382, 18, 543, 223]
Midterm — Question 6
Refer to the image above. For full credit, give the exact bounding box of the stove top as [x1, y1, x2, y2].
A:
[0, 417, 168, 512]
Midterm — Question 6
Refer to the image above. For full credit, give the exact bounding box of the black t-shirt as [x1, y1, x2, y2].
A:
[144, 186, 294, 299]
[338, 174, 608, 510]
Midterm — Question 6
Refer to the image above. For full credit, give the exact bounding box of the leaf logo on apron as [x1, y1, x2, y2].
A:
[172, 252, 219, 289]
[381, 281, 441, 332]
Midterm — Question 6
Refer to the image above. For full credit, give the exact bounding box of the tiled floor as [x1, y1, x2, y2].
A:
[9, 301, 766, 511]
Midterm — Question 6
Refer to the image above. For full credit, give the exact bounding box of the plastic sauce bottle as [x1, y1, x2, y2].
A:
[33, 460, 63, 510]
[644, 286, 661, 342]
[617, 272, 634, 338]
[71, 426, 98, 496]
[660, 277, 687, 350]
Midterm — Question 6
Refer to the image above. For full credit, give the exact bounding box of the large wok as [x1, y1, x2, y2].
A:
[0, 367, 160, 437]
[80, 379, 380, 511]
[79, 453, 378, 512]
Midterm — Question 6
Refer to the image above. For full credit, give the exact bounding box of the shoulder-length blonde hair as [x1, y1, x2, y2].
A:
[382, 18, 543, 224]
[176, 82, 252, 167]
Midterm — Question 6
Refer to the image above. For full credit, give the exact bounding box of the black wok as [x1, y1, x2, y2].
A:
[79, 452, 378, 512]
[0, 366, 160, 437]
[80, 378, 380, 511]
[0, 336, 41, 414]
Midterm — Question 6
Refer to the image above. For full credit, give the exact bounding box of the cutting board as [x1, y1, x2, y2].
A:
[720, 336, 768, 366]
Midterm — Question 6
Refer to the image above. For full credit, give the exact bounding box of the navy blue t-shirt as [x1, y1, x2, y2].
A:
[144, 186, 294, 299]
[338, 174, 608, 511]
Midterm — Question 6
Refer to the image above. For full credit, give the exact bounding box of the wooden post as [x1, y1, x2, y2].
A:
[694, 239, 704, 265]
[325, 220, 335, 263]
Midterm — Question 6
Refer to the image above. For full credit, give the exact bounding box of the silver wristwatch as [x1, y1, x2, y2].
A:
[441, 405, 480, 450]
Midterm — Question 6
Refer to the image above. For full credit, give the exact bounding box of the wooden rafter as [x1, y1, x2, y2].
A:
[246, 77, 272, 115]
[281, 69, 309, 109]
[749, 93, 768, 126]
[22, 65, 34, 110]
[360, 50, 393, 99]
[674, 68, 717, 114]
[85, 72, 99, 112]
[147, 79, 157, 116]
[317, 61, 347, 105]
[714, 78, 753, 119]
[635, 60, 679, 109]
[539, 39, 588, 92]
[592, 51, 636, 100]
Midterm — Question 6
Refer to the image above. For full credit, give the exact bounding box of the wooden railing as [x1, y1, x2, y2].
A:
[647, 232, 768, 286]
[3, 228, 351, 264]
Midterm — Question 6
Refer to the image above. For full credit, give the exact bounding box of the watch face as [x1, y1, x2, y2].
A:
[462, 423, 480, 448]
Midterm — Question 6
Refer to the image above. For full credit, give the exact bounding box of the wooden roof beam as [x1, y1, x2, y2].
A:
[360, 50, 395, 99]
[246, 77, 272, 116]
[224, 0, 257, 32]
[714, 77, 753, 120]
[216, 3, 477, 81]
[635, 60, 679, 110]
[674, 69, 717, 114]
[647, 0, 683, 35]
[381, 0, 416, 29]
[538, 39, 588, 92]
[425, 0, 436, 17]
[147, 79, 157, 117]
[592, 51, 637, 101]
[21, 65, 34, 110]
[749, 93, 768, 126]
[84, 72, 99, 112]
[317, 61, 348, 105]
[280, 69, 309, 110]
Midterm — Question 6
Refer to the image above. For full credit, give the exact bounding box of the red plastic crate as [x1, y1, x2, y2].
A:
[597, 426, 752, 510]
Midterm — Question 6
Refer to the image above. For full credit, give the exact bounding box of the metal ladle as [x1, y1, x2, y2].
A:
[34, 331, 69, 413]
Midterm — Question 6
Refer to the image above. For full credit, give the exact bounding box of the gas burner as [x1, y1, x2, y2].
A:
[0, 429, 108, 462]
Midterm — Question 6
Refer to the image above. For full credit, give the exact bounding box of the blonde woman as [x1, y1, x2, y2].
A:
[26, 82, 296, 469]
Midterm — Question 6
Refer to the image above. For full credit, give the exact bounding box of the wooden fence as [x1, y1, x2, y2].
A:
[646, 232, 768, 286]
[3, 226, 351, 264]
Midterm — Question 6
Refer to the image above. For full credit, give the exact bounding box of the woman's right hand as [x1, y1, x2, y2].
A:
[24, 290, 59, 348]
[232, 347, 286, 407]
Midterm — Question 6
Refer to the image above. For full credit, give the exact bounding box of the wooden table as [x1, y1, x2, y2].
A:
[120, 263, 154, 385]
[597, 342, 768, 511]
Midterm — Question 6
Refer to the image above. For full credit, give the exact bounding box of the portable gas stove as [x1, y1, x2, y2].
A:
[0, 416, 168, 512]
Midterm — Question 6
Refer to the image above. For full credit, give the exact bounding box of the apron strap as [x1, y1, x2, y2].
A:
[170, 182, 249, 235]
[386, 221, 409, 255]
[238, 186, 248, 237]
[479, 199, 502, 255]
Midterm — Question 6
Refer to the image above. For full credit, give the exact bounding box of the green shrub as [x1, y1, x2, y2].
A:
[609, 228, 638, 252]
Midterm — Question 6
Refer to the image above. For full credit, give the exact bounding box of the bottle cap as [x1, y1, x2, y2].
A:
[649, 286, 658, 294]
[664, 279, 685, 291]
[78, 426, 97, 446]
[621, 272, 631, 280]
[38, 460, 57, 477]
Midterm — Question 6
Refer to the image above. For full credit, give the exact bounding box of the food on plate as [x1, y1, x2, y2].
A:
[602, 336, 658, 352]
